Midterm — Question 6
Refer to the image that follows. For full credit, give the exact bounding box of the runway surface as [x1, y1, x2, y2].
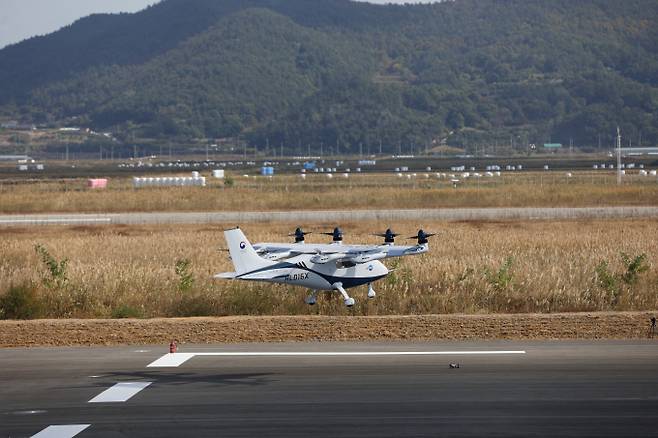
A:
[1, 206, 658, 226]
[1, 340, 658, 437]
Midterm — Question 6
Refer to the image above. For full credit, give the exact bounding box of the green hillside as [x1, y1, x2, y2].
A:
[1, 0, 657, 153]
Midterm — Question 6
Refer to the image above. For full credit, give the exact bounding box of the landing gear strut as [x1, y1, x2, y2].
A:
[367, 283, 376, 299]
[333, 282, 355, 307]
[305, 290, 317, 306]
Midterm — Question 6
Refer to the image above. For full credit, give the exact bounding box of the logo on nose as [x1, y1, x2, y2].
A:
[239, 241, 246, 249]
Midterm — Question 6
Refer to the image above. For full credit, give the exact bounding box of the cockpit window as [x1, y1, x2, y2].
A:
[335, 260, 356, 269]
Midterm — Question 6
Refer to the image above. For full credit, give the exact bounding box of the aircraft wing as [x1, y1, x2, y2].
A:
[252, 242, 427, 263]
[254, 242, 384, 254]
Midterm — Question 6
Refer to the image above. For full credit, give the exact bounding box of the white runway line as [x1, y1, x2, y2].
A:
[88, 381, 152, 403]
[31, 424, 90, 438]
[147, 350, 526, 368]
[147, 352, 195, 367]
[0, 218, 111, 224]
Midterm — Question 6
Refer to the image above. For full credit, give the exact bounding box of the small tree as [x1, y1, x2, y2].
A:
[620, 253, 649, 285]
[484, 257, 514, 291]
[175, 258, 194, 292]
[34, 244, 68, 289]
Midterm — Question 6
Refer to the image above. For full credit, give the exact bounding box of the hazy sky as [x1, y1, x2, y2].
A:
[0, 0, 433, 49]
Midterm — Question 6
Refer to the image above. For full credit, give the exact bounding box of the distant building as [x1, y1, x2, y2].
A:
[1, 121, 36, 130]
[0, 155, 32, 161]
[543, 143, 562, 149]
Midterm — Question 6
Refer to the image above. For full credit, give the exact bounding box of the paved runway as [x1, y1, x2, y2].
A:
[1, 340, 657, 437]
[1, 206, 658, 226]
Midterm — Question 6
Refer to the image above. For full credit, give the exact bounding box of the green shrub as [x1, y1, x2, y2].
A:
[595, 253, 650, 307]
[111, 304, 143, 319]
[34, 244, 68, 289]
[620, 253, 649, 285]
[175, 258, 194, 292]
[484, 257, 514, 291]
[0, 283, 42, 319]
[176, 294, 216, 317]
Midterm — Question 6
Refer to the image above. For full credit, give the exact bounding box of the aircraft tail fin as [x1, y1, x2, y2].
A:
[223, 227, 274, 275]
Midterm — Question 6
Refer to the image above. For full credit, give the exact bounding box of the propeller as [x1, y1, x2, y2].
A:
[372, 228, 399, 244]
[321, 227, 343, 242]
[406, 229, 435, 245]
[288, 227, 311, 243]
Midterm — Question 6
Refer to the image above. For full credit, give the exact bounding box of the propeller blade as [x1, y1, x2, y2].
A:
[407, 229, 436, 244]
[322, 227, 343, 241]
[289, 227, 311, 242]
[374, 228, 398, 243]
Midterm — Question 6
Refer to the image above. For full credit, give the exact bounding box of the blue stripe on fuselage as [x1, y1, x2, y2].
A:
[236, 262, 386, 289]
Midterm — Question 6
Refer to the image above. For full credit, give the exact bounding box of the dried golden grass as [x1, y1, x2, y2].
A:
[0, 172, 657, 213]
[1, 219, 656, 318]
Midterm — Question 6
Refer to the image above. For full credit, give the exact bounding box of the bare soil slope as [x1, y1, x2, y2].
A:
[2, 312, 656, 347]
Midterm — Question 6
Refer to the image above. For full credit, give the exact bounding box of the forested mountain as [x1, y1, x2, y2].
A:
[1, 0, 657, 152]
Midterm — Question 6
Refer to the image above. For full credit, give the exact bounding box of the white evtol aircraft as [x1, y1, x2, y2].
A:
[215, 226, 433, 307]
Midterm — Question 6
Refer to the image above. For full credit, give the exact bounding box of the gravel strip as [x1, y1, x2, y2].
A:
[2, 312, 657, 347]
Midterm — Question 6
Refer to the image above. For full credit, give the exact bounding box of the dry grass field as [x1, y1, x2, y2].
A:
[1, 219, 656, 319]
[1, 172, 658, 213]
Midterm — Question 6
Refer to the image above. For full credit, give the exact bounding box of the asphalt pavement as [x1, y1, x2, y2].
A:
[1, 206, 658, 226]
[1, 340, 657, 437]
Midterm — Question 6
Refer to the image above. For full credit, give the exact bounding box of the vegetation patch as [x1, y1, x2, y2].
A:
[1, 219, 657, 319]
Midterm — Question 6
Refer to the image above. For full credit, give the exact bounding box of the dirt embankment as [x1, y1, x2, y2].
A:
[1, 312, 657, 347]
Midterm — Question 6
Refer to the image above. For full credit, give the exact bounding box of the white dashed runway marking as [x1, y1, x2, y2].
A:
[147, 350, 527, 367]
[0, 218, 111, 224]
[88, 381, 152, 403]
[31, 424, 90, 438]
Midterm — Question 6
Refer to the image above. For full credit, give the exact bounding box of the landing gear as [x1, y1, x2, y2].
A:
[367, 283, 376, 299]
[333, 282, 355, 307]
[305, 290, 317, 306]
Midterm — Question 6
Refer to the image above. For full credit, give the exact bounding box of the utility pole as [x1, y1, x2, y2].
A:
[616, 126, 622, 186]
